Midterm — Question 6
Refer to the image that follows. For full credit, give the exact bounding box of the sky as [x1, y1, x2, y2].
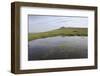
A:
[28, 15, 88, 33]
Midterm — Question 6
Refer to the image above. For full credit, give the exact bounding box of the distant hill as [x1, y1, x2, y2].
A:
[29, 27, 88, 41]
[59, 26, 87, 29]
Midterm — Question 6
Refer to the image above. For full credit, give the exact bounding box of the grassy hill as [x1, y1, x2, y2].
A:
[28, 27, 88, 41]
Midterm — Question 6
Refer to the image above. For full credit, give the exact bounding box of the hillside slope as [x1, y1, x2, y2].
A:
[29, 27, 88, 41]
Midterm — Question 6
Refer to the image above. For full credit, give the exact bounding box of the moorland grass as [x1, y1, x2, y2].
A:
[28, 28, 88, 41]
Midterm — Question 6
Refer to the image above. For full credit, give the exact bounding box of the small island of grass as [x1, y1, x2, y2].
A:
[28, 27, 88, 41]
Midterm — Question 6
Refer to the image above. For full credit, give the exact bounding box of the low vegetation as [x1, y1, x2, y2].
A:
[28, 27, 88, 41]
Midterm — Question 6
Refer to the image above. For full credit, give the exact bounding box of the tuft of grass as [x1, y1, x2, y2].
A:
[28, 28, 88, 41]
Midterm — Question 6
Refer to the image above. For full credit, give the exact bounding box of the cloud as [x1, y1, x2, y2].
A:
[29, 15, 88, 33]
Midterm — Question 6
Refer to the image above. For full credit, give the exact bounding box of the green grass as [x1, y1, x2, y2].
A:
[28, 27, 88, 41]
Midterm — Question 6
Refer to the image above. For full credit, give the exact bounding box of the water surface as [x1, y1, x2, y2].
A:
[28, 36, 88, 60]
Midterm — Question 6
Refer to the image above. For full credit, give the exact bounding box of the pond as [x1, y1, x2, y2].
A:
[28, 36, 88, 60]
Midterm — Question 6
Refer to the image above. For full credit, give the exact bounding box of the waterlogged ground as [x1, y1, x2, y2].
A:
[28, 36, 88, 60]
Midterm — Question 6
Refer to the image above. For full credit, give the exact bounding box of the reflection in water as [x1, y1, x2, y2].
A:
[28, 36, 88, 61]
